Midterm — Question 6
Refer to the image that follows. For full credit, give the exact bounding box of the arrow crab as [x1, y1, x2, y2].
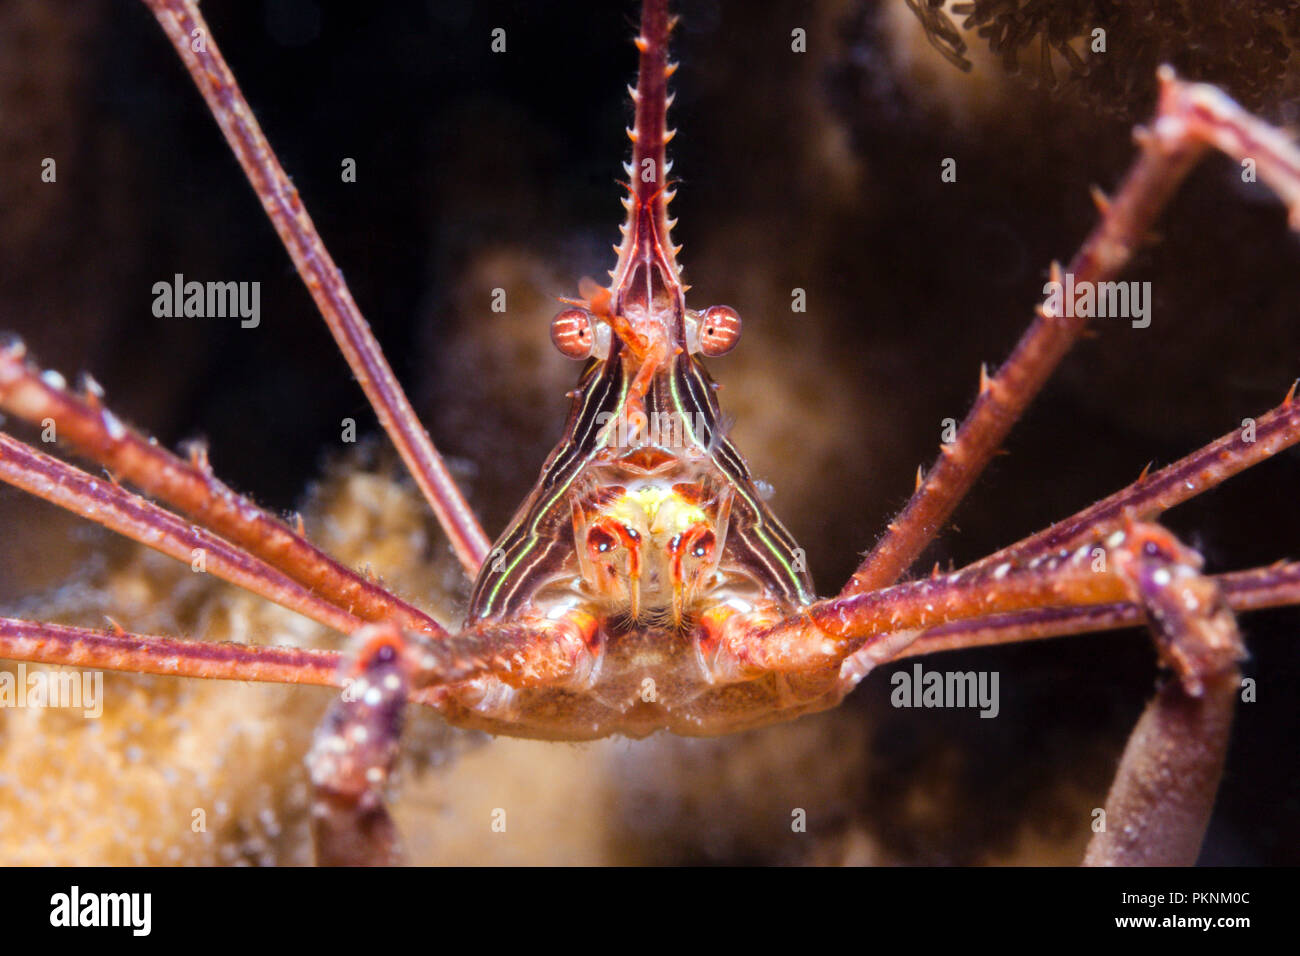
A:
[0, 0, 1298, 864]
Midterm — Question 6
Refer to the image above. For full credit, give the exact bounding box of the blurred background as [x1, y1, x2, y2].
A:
[0, 0, 1297, 864]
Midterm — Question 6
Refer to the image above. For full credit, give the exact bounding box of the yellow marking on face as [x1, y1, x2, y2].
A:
[603, 486, 706, 539]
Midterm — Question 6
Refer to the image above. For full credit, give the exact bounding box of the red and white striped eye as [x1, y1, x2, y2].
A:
[697, 305, 742, 357]
[550, 308, 597, 360]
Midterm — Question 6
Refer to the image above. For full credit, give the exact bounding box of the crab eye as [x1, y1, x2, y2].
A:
[698, 305, 742, 356]
[551, 308, 596, 360]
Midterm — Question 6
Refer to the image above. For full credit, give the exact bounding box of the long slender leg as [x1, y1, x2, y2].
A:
[0, 616, 344, 689]
[713, 540, 1136, 677]
[306, 614, 597, 865]
[1084, 670, 1239, 866]
[2, 604, 595, 867]
[715, 522, 1260, 865]
[709, 521, 1295, 680]
[308, 626, 409, 866]
[1083, 525, 1245, 866]
[0, 432, 364, 635]
[967, 384, 1300, 574]
[0, 340, 447, 637]
[140, 0, 491, 577]
[835, 383, 1300, 664]
[842, 69, 1300, 595]
[885, 558, 1300, 661]
[1, 600, 596, 875]
[0, 608, 594, 704]
[828, 389, 1300, 679]
[841, 560, 1280, 861]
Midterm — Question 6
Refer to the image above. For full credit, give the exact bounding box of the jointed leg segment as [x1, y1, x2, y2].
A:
[141, 0, 491, 577]
[0, 340, 448, 636]
[843, 68, 1300, 596]
[969, 383, 1300, 574]
[309, 625, 410, 866]
[713, 519, 1256, 865]
[0, 431, 366, 635]
[1083, 524, 1246, 866]
[874, 383, 1300, 658]
[889, 558, 1300, 660]
[306, 615, 596, 865]
[714, 518, 1289, 686]
[0, 616, 344, 689]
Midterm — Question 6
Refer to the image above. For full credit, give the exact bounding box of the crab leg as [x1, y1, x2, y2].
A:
[717, 540, 1133, 677]
[1083, 525, 1245, 866]
[722, 524, 1254, 865]
[843, 68, 1300, 595]
[1, 609, 588, 863]
[712, 521, 1289, 679]
[966, 384, 1300, 574]
[863, 383, 1300, 658]
[0, 341, 447, 637]
[140, 0, 491, 577]
[0, 617, 343, 689]
[1085, 668, 1239, 866]
[308, 626, 409, 866]
[308, 614, 596, 865]
[0, 605, 593, 700]
[1, 604, 599, 868]
[0, 432, 364, 635]
[889, 558, 1300, 659]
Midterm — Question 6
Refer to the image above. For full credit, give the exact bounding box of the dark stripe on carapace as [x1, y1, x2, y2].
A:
[468, 354, 627, 619]
[671, 353, 814, 605]
[468, 348, 813, 621]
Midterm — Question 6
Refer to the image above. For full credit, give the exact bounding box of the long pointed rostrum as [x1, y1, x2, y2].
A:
[141, 0, 491, 577]
[608, 0, 681, 299]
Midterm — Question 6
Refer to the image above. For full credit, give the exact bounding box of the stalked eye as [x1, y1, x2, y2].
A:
[551, 308, 596, 359]
[698, 305, 742, 356]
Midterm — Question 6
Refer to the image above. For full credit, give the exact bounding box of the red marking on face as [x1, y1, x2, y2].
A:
[620, 447, 678, 471]
[587, 518, 643, 582]
[668, 523, 715, 585]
